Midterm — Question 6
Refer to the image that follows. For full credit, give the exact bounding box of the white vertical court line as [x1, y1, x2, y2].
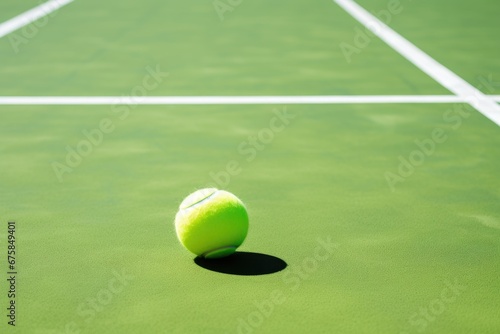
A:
[334, 0, 500, 126]
[0, 0, 74, 39]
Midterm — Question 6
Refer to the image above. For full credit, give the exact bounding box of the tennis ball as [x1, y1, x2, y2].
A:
[175, 188, 249, 259]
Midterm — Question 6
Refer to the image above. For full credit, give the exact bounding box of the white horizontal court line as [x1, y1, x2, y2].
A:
[334, 0, 500, 127]
[0, 0, 74, 39]
[0, 96, 499, 105]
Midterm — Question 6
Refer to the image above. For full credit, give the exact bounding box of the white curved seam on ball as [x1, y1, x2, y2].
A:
[181, 190, 220, 212]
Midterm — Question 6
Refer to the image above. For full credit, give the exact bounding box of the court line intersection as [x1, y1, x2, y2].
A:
[0, 0, 499, 128]
[334, 0, 500, 126]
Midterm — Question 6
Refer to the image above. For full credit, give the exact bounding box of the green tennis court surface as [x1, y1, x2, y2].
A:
[1, 1, 499, 333]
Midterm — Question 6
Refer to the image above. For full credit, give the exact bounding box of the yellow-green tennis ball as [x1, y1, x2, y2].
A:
[175, 188, 249, 259]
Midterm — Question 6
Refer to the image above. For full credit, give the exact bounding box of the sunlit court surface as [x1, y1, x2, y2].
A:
[0, 0, 499, 333]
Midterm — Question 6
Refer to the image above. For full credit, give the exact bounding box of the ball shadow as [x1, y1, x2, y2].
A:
[194, 252, 287, 276]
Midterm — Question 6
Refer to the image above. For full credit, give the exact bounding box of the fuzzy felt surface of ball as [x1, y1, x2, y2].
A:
[175, 188, 249, 259]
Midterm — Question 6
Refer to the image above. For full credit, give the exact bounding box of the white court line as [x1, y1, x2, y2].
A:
[334, 0, 500, 126]
[0, 95, 499, 105]
[0, 0, 74, 39]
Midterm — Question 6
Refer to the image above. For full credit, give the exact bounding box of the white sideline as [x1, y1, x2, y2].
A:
[334, 0, 500, 126]
[0, 95, 494, 105]
[0, 0, 74, 39]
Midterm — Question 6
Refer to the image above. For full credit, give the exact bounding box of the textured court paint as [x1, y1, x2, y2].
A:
[0, 0, 499, 333]
[0, 0, 448, 96]
[0, 105, 499, 333]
